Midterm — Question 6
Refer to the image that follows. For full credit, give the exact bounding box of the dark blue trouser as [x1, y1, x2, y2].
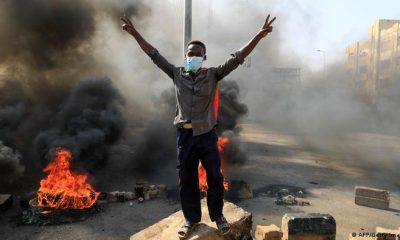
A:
[176, 128, 224, 222]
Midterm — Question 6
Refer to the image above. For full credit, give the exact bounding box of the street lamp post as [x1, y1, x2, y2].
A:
[183, 0, 192, 58]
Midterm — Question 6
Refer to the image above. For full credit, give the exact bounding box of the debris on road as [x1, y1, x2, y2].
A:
[225, 180, 253, 202]
[254, 185, 310, 206]
[105, 184, 168, 203]
[281, 213, 336, 240]
[355, 186, 390, 210]
[255, 224, 283, 240]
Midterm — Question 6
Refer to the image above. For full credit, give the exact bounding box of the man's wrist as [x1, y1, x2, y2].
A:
[254, 32, 264, 41]
[128, 27, 137, 36]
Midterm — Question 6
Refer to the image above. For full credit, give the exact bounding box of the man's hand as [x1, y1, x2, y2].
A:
[257, 14, 276, 38]
[120, 15, 155, 55]
[120, 15, 135, 35]
[239, 14, 276, 59]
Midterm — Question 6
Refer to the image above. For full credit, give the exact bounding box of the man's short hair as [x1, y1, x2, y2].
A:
[187, 40, 206, 54]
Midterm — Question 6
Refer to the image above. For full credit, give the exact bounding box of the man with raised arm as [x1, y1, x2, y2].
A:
[121, 13, 276, 239]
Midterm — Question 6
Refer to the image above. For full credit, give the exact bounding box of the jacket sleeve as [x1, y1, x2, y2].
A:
[148, 48, 177, 80]
[215, 51, 245, 81]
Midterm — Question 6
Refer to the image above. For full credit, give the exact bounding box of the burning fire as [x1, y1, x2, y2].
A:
[37, 148, 99, 209]
[199, 136, 230, 192]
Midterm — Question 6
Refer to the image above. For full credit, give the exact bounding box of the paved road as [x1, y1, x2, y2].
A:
[1, 123, 399, 239]
[231, 123, 400, 239]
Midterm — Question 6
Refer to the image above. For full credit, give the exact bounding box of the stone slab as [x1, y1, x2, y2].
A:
[130, 199, 252, 240]
[355, 186, 390, 200]
[355, 195, 389, 210]
[281, 213, 336, 240]
[255, 224, 283, 240]
[285, 233, 335, 240]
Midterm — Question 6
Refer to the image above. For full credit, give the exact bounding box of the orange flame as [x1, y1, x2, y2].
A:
[37, 148, 99, 209]
[198, 136, 230, 192]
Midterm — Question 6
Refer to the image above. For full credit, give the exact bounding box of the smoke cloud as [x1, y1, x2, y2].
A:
[1, 0, 398, 189]
[0, 0, 94, 69]
[131, 79, 249, 177]
[217, 81, 248, 133]
[0, 0, 148, 189]
[34, 78, 125, 170]
[0, 141, 24, 187]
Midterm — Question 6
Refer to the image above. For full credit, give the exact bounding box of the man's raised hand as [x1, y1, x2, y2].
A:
[120, 15, 135, 34]
[258, 14, 276, 38]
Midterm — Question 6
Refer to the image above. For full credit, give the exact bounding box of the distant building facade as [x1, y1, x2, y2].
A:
[345, 20, 400, 99]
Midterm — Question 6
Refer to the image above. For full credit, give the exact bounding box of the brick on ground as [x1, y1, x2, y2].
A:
[255, 224, 283, 240]
[281, 213, 336, 240]
[354, 186, 390, 210]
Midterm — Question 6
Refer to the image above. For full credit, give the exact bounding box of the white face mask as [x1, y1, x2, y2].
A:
[185, 56, 203, 72]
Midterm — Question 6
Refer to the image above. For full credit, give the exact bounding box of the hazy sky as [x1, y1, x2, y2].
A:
[169, 0, 400, 71]
[276, 0, 400, 70]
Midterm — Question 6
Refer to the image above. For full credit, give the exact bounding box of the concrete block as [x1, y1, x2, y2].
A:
[355, 195, 389, 210]
[284, 233, 335, 240]
[255, 224, 283, 240]
[281, 213, 336, 240]
[355, 186, 390, 200]
[130, 199, 252, 240]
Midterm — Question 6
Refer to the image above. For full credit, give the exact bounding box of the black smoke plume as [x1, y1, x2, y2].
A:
[0, 0, 95, 70]
[217, 80, 248, 133]
[0, 0, 149, 188]
[0, 141, 24, 188]
[132, 79, 248, 176]
[131, 88, 176, 176]
[34, 78, 125, 170]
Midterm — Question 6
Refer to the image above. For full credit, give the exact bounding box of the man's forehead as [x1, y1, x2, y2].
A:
[188, 44, 204, 52]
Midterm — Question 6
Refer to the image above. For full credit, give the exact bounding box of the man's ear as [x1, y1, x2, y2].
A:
[203, 55, 207, 61]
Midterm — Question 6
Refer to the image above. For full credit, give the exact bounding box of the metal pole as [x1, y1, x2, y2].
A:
[183, 0, 192, 58]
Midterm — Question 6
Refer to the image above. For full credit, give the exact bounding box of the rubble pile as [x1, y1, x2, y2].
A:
[254, 184, 310, 206]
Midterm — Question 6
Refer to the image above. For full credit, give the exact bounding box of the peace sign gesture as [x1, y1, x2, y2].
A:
[258, 14, 276, 38]
[120, 15, 135, 34]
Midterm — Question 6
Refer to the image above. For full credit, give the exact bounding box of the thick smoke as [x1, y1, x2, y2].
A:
[130, 88, 176, 175]
[0, 141, 24, 187]
[2, 0, 397, 190]
[0, 0, 94, 70]
[0, 0, 149, 188]
[34, 78, 124, 170]
[250, 62, 400, 181]
[131, 79, 248, 176]
[0, 81, 29, 145]
[217, 81, 248, 133]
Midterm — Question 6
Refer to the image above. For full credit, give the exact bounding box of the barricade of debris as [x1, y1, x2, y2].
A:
[254, 184, 310, 206]
[102, 183, 168, 204]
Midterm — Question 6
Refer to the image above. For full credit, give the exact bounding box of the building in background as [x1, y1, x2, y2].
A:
[271, 67, 301, 93]
[269, 67, 301, 108]
[345, 19, 400, 100]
